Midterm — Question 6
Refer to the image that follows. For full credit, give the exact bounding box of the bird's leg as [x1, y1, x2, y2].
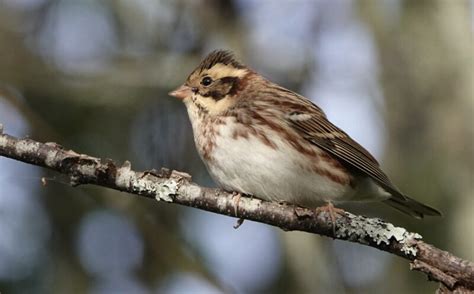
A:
[232, 191, 242, 216]
[315, 202, 346, 235]
[232, 192, 245, 229]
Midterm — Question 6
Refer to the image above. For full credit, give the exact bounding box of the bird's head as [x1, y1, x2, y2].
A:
[169, 50, 252, 115]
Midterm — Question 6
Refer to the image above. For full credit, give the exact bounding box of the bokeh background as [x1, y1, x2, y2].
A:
[0, 0, 472, 293]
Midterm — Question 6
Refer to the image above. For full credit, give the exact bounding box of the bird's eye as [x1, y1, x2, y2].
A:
[201, 76, 213, 86]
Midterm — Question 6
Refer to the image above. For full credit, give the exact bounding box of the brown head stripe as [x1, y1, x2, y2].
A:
[197, 50, 245, 72]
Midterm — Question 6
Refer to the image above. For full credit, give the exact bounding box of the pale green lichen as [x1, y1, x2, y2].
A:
[115, 162, 177, 202]
[0, 136, 7, 147]
[77, 163, 98, 177]
[155, 180, 177, 202]
[131, 176, 177, 202]
[336, 213, 422, 256]
[44, 150, 58, 167]
[244, 198, 263, 213]
[15, 140, 34, 155]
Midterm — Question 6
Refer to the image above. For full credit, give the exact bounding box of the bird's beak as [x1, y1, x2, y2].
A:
[169, 85, 192, 100]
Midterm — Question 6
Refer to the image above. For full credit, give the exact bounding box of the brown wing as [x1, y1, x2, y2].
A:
[287, 107, 407, 200]
[255, 83, 440, 217]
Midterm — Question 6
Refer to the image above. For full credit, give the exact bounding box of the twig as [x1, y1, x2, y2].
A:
[0, 129, 472, 292]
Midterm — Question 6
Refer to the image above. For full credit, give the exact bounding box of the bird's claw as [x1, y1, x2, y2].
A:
[315, 202, 346, 236]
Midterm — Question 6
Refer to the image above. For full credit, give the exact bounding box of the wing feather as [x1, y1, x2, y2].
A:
[285, 101, 406, 200]
[257, 83, 440, 216]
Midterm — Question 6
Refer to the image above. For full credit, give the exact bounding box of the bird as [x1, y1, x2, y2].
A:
[169, 49, 441, 222]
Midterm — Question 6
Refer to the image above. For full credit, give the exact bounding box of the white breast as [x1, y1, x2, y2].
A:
[196, 116, 354, 205]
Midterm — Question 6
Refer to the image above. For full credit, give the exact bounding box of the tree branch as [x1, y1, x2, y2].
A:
[0, 127, 472, 291]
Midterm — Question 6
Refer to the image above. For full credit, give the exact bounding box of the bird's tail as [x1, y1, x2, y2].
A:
[383, 196, 441, 218]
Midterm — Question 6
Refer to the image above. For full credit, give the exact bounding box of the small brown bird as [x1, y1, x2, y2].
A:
[169, 50, 441, 220]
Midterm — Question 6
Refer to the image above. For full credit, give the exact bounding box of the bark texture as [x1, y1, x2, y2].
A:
[0, 129, 472, 292]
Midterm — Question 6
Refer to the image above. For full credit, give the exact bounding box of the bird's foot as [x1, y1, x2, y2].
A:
[315, 202, 346, 236]
[231, 192, 245, 229]
[232, 192, 242, 215]
[233, 218, 245, 229]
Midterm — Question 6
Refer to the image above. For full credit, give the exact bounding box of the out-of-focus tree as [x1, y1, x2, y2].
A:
[0, 0, 471, 293]
[359, 1, 473, 292]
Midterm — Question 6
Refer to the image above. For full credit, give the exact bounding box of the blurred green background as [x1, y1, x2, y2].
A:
[0, 0, 472, 293]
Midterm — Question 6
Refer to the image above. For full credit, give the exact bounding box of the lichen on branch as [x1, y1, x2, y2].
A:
[0, 127, 472, 291]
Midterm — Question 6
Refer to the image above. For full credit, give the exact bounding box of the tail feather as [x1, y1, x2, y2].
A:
[383, 196, 442, 218]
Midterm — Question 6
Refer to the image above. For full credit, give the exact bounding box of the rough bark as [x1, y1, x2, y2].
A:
[0, 128, 472, 292]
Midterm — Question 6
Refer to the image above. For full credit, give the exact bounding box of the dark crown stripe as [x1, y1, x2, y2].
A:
[197, 50, 244, 72]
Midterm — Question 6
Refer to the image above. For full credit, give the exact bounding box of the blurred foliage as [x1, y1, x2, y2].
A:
[0, 0, 472, 293]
